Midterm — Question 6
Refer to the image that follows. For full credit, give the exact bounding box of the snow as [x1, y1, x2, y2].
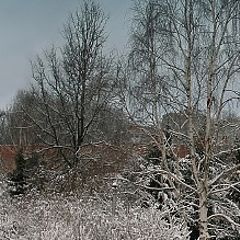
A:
[0, 192, 190, 240]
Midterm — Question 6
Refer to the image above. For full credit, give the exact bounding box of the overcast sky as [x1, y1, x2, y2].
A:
[0, 0, 131, 109]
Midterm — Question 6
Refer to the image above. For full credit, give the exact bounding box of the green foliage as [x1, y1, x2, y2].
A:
[9, 149, 40, 195]
[145, 145, 161, 165]
[10, 149, 26, 195]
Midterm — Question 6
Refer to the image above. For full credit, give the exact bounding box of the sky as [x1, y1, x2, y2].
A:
[0, 0, 132, 109]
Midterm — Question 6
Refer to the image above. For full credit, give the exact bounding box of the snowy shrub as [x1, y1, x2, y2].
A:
[0, 193, 190, 239]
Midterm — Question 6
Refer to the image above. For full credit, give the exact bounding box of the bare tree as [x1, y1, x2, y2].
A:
[121, 0, 240, 239]
[25, 0, 113, 167]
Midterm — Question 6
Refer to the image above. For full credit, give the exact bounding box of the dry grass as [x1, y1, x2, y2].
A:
[0, 192, 190, 240]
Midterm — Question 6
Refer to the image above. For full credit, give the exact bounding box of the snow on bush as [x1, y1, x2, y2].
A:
[0, 193, 190, 240]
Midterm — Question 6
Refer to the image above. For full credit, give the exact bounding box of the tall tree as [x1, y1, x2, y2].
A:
[26, 0, 113, 167]
[123, 0, 240, 239]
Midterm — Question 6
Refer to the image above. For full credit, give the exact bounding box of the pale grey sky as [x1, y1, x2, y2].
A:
[0, 0, 131, 109]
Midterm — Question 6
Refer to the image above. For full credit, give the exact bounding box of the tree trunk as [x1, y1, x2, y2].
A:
[198, 182, 209, 240]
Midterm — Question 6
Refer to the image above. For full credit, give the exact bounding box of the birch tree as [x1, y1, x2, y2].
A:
[124, 0, 175, 170]
[123, 0, 240, 239]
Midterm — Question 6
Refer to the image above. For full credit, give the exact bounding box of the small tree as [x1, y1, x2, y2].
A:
[10, 149, 26, 195]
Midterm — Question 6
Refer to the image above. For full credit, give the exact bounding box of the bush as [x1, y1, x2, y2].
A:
[0, 193, 190, 239]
